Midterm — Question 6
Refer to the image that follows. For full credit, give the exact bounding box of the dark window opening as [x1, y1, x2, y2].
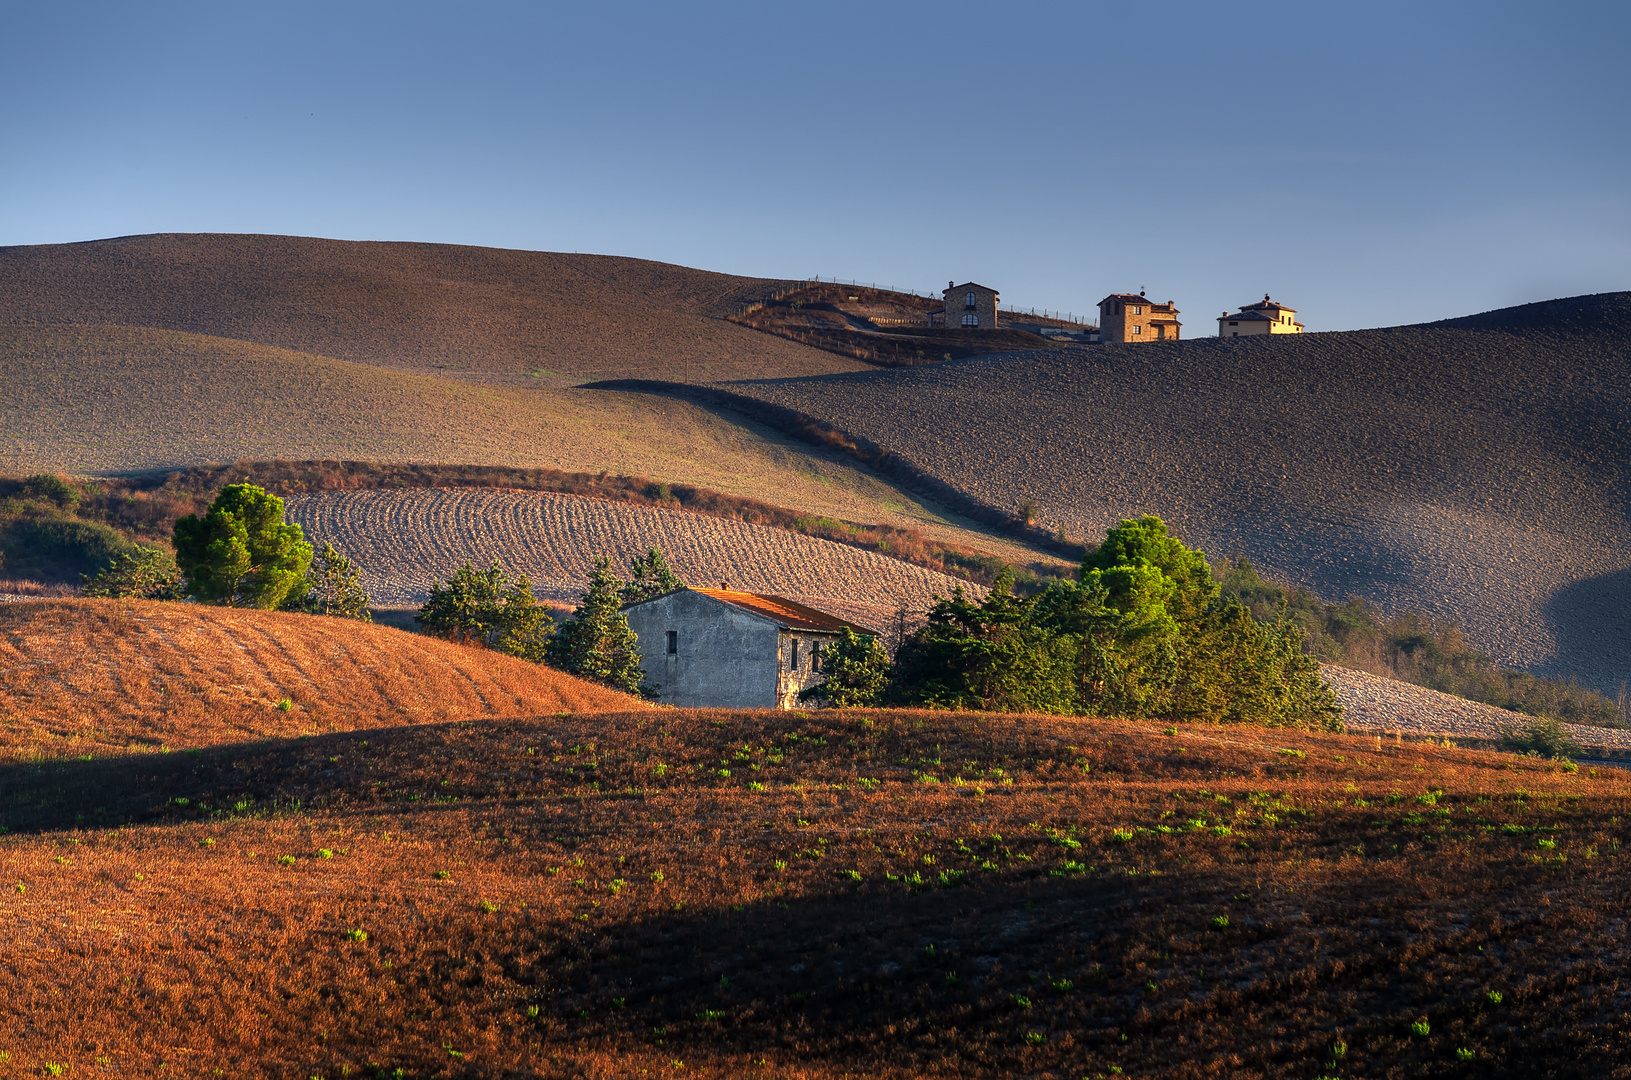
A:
[666, 630, 678, 655]
[812, 642, 824, 672]
[789, 639, 800, 671]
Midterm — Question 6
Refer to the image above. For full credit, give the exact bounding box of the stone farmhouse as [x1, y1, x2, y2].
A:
[622, 587, 871, 709]
[1218, 295, 1304, 336]
[1097, 292, 1182, 342]
[929, 281, 1001, 329]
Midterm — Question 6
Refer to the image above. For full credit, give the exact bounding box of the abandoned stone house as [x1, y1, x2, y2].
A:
[1217, 295, 1304, 336]
[1097, 292, 1182, 342]
[929, 281, 1001, 329]
[621, 587, 870, 709]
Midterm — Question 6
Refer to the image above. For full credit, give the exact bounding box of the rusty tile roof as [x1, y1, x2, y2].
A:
[691, 589, 870, 634]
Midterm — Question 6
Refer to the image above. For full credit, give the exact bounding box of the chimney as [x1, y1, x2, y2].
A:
[948, 280, 954, 289]
[721, 581, 730, 591]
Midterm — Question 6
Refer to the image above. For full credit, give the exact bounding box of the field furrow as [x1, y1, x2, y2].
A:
[285, 488, 981, 628]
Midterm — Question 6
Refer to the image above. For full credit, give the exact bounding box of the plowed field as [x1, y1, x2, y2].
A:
[285, 489, 981, 631]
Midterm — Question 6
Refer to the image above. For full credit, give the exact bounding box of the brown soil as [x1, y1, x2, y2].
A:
[0, 233, 866, 382]
[701, 292, 1631, 691]
[0, 688, 1625, 1077]
[0, 600, 640, 758]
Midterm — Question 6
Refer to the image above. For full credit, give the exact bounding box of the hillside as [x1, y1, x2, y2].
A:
[0, 599, 638, 757]
[285, 488, 986, 631]
[0, 701, 1625, 1076]
[0, 325, 972, 535]
[0, 233, 865, 382]
[687, 293, 1631, 690]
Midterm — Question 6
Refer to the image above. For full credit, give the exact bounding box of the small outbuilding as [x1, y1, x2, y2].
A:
[622, 587, 872, 709]
[1097, 292, 1182, 342]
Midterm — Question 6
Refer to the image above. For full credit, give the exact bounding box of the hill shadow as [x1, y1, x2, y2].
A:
[1543, 567, 1631, 693]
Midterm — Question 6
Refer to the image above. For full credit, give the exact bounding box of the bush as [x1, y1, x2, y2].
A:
[81, 546, 185, 600]
[173, 485, 313, 609]
[0, 512, 144, 582]
[416, 561, 553, 661]
[1498, 716, 1580, 759]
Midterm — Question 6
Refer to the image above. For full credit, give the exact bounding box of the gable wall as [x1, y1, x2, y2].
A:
[625, 590, 783, 708]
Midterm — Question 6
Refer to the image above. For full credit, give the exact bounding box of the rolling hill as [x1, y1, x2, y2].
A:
[670, 292, 1631, 690]
[0, 233, 865, 382]
[0, 599, 640, 758]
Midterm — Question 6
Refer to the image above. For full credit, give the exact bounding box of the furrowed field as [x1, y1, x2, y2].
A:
[284, 488, 981, 627]
[1, 603, 1628, 1077]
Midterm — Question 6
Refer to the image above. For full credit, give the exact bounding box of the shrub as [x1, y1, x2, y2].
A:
[1, 512, 143, 582]
[80, 546, 185, 600]
[1499, 716, 1579, 759]
[173, 484, 313, 609]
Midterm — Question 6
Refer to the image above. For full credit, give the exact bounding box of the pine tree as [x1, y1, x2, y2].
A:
[416, 561, 553, 660]
[173, 484, 313, 609]
[621, 547, 682, 604]
[800, 627, 890, 708]
[284, 542, 373, 621]
[547, 557, 650, 695]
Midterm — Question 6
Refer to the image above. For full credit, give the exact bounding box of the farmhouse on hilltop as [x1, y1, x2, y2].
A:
[930, 281, 1001, 329]
[1098, 292, 1182, 342]
[622, 587, 870, 709]
[1218, 295, 1305, 336]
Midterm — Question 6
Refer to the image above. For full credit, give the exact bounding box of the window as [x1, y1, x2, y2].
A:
[965, 292, 977, 309]
[1131, 324, 1142, 334]
[961, 313, 979, 327]
[812, 642, 823, 672]
[1228, 321, 1238, 326]
[666, 630, 678, 655]
[1132, 305, 1143, 315]
[789, 638, 800, 671]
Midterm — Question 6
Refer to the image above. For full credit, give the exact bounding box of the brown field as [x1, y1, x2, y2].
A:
[0, 326, 1062, 568]
[284, 488, 984, 629]
[0, 233, 864, 382]
[707, 292, 1631, 691]
[0, 600, 641, 759]
[1, 637, 1627, 1076]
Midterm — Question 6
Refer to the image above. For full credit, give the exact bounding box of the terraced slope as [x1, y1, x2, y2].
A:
[0, 233, 862, 382]
[0, 599, 639, 758]
[285, 488, 982, 631]
[709, 293, 1631, 690]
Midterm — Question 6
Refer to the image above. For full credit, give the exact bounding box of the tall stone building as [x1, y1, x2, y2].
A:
[940, 281, 1000, 329]
[1218, 295, 1304, 336]
[1097, 292, 1181, 342]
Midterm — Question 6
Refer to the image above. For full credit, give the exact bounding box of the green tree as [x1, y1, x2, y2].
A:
[172, 485, 313, 609]
[416, 561, 554, 661]
[800, 627, 891, 708]
[889, 571, 1078, 714]
[547, 557, 649, 695]
[80, 546, 186, 600]
[284, 542, 373, 621]
[621, 546, 682, 604]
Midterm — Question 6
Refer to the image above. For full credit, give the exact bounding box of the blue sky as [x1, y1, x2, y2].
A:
[2, 1, 1626, 330]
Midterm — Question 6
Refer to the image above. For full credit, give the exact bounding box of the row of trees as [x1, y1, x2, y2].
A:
[808, 516, 1340, 730]
[413, 548, 679, 696]
[88, 484, 1337, 726]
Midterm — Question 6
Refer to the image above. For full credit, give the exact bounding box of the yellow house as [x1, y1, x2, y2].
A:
[1218, 295, 1304, 337]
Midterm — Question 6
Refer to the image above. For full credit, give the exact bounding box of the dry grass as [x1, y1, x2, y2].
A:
[284, 488, 984, 627]
[0, 233, 864, 381]
[715, 292, 1631, 690]
[0, 600, 640, 758]
[0, 696, 1626, 1077]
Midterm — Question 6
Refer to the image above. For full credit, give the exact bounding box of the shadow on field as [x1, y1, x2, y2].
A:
[1544, 566, 1631, 692]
